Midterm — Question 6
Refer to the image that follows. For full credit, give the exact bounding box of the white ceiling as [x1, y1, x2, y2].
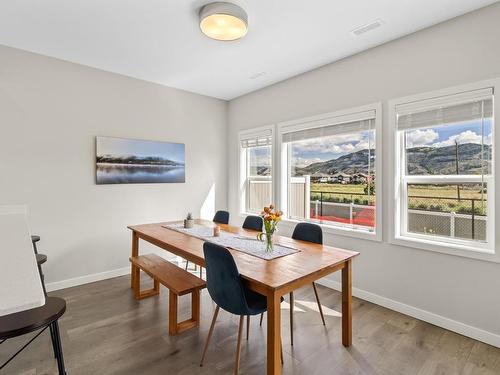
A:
[0, 0, 497, 100]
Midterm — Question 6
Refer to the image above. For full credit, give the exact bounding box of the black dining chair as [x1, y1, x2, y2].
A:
[213, 210, 230, 225]
[30, 235, 59, 357]
[0, 297, 67, 374]
[242, 215, 263, 232]
[289, 223, 325, 345]
[258, 222, 325, 346]
[31, 235, 48, 295]
[186, 210, 230, 275]
[200, 242, 283, 374]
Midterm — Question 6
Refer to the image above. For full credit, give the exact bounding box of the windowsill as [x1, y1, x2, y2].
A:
[391, 234, 499, 263]
[280, 217, 381, 242]
[239, 212, 381, 241]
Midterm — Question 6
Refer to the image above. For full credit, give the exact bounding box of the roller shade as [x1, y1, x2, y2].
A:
[282, 110, 375, 143]
[240, 129, 272, 148]
[397, 88, 493, 130]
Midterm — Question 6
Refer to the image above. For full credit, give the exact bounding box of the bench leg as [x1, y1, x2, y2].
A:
[192, 289, 200, 323]
[132, 269, 160, 300]
[168, 289, 202, 336]
[169, 291, 179, 335]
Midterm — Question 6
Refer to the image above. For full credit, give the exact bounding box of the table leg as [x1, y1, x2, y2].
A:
[342, 259, 352, 347]
[266, 291, 281, 375]
[131, 231, 139, 289]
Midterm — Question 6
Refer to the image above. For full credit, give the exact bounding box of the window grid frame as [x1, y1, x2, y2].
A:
[390, 80, 497, 259]
[238, 125, 275, 216]
[276, 103, 383, 241]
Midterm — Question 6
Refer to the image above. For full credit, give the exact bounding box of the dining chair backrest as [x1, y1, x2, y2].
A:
[203, 242, 249, 316]
[242, 215, 263, 232]
[292, 222, 323, 245]
[213, 210, 230, 225]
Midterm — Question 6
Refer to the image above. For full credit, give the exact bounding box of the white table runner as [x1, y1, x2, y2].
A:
[162, 223, 300, 260]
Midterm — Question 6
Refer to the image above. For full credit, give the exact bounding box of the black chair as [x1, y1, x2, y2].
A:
[242, 215, 263, 232]
[289, 223, 325, 345]
[200, 242, 282, 374]
[0, 297, 67, 374]
[213, 210, 230, 225]
[185, 211, 230, 275]
[31, 235, 48, 295]
[258, 222, 325, 346]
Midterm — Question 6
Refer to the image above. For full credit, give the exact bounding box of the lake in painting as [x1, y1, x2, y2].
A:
[96, 136, 185, 184]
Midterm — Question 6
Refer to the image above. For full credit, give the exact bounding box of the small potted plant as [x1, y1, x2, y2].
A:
[184, 212, 194, 229]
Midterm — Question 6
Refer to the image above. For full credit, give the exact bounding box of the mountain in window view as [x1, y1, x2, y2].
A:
[289, 143, 491, 176]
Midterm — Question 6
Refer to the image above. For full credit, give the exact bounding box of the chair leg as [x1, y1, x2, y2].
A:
[289, 292, 294, 346]
[185, 261, 189, 271]
[280, 338, 284, 365]
[234, 315, 244, 375]
[312, 282, 326, 326]
[49, 324, 58, 359]
[246, 315, 250, 340]
[259, 313, 264, 326]
[52, 321, 66, 375]
[200, 306, 220, 367]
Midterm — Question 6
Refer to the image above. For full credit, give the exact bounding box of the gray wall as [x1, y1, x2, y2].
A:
[228, 4, 500, 340]
[0, 45, 227, 286]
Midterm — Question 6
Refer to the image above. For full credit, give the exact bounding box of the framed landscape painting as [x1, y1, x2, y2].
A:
[96, 136, 185, 184]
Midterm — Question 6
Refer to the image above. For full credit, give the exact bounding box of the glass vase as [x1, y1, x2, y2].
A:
[265, 232, 273, 252]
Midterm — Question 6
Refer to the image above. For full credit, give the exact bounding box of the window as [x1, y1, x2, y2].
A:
[239, 127, 273, 214]
[279, 105, 381, 238]
[394, 87, 494, 252]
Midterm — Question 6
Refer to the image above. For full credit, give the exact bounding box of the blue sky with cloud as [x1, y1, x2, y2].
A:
[405, 120, 492, 148]
[249, 120, 492, 169]
[291, 130, 374, 167]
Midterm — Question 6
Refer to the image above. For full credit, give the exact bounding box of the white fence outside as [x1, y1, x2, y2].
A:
[247, 177, 272, 213]
[408, 209, 486, 241]
[248, 176, 486, 241]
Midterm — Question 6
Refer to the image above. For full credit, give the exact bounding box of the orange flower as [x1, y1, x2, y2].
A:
[269, 204, 274, 209]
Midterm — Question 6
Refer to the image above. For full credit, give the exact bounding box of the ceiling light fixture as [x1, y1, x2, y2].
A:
[199, 2, 248, 41]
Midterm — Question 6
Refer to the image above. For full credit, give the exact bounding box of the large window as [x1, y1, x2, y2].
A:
[279, 105, 381, 237]
[394, 87, 494, 252]
[239, 128, 273, 214]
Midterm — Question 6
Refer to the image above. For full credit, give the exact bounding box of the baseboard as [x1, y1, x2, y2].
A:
[316, 278, 500, 348]
[45, 267, 130, 292]
[45, 266, 499, 348]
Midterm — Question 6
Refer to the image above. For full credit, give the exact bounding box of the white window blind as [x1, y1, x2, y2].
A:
[282, 119, 373, 143]
[240, 130, 272, 148]
[397, 88, 493, 130]
[282, 110, 375, 143]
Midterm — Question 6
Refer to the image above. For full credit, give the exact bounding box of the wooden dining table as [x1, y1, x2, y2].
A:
[128, 219, 359, 375]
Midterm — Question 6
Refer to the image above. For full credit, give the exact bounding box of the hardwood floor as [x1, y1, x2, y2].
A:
[1, 274, 499, 374]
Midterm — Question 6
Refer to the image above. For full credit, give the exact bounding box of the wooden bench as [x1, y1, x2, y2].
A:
[129, 254, 206, 335]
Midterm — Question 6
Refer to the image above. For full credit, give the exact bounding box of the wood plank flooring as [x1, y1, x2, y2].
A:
[1, 274, 499, 374]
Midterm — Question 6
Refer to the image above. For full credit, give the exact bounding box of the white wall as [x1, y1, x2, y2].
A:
[0, 45, 227, 288]
[228, 4, 500, 344]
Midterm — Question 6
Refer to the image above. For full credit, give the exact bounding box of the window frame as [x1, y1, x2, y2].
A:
[276, 103, 383, 241]
[238, 124, 275, 216]
[389, 79, 499, 262]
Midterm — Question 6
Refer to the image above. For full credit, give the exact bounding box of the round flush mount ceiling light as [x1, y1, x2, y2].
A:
[199, 2, 248, 41]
